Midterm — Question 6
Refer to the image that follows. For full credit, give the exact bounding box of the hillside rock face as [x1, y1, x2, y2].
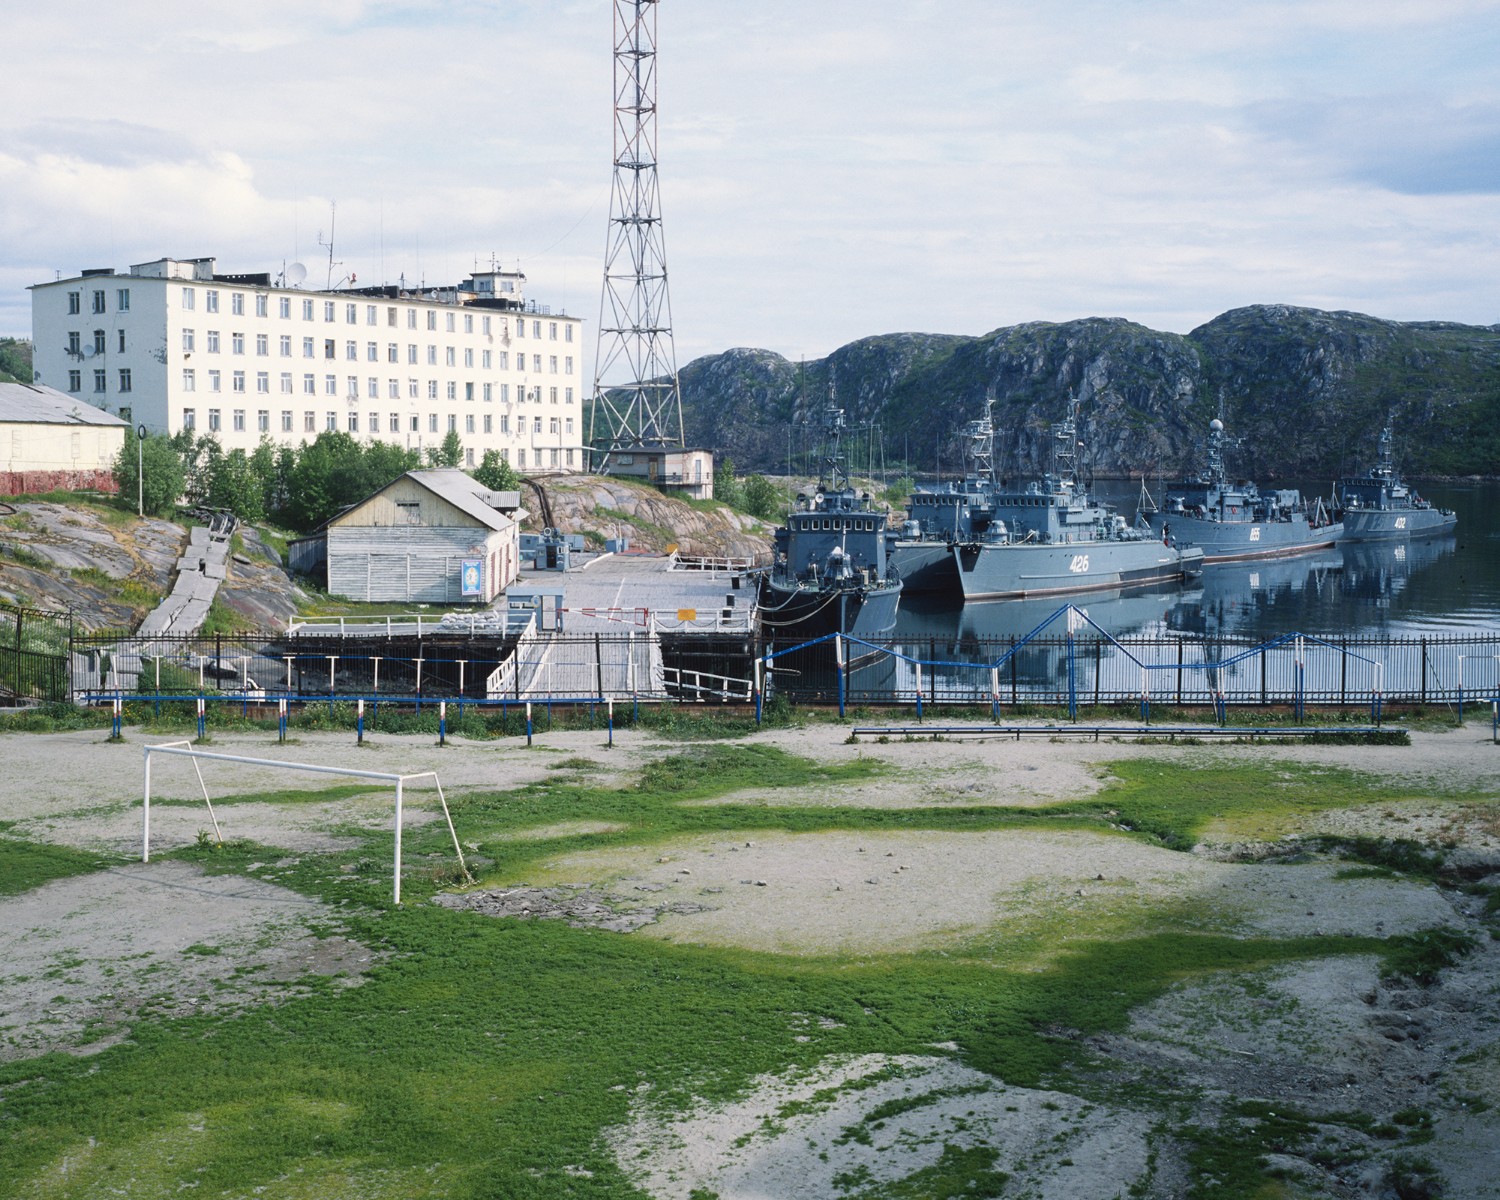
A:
[537, 477, 771, 562]
[678, 306, 1500, 478]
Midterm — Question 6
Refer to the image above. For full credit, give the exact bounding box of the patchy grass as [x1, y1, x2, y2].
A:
[0, 834, 118, 897]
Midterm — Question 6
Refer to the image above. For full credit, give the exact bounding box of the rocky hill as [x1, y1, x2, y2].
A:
[675, 306, 1500, 480]
[532, 476, 771, 562]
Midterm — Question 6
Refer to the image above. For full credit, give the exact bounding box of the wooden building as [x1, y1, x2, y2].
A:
[325, 469, 526, 604]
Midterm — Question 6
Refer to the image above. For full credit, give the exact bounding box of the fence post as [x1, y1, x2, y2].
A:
[990, 666, 1000, 723]
[835, 635, 846, 719]
[357, 698, 365, 745]
[914, 661, 923, 721]
[1458, 655, 1466, 724]
[196, 696, 205, 741]
[607, 697, 614, 747]
[1066, 631, 1077, 722]
[1176, 638, 1183, 705]
[458, 661, 466, 718]
[1420, 637, 1428, 703]
[439, 701, 447, 747]
[1093, 638, 1102, 708]
[1140, 667, 1149, 725]
[1340, 639, 1348, 706]
[526, 701, 534, 747]
[278, 697, 287, 742]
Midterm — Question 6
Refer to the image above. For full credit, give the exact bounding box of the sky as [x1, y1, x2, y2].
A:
[2, 0, 1498, 377]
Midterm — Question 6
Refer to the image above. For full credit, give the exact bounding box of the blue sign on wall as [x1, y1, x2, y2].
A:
[460, 558, 483, 597]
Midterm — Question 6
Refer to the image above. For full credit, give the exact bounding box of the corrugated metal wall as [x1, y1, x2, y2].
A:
[328, 526, 502, 603]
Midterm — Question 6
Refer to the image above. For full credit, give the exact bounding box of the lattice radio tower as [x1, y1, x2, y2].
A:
[589, 0, 685, 472]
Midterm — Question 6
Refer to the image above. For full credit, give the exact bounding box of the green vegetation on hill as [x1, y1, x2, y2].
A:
[0, 337, 33, 384]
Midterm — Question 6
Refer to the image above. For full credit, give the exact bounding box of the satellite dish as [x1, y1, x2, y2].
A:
[285, 262, 308, 287]
[83, 345, 97, 358]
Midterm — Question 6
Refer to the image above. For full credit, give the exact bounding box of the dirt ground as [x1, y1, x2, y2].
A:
[1, 721, 1497, 1197]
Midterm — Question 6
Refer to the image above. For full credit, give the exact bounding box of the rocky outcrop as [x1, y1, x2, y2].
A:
[677, 306, 1500, 478]
[535, 477, 772, 561]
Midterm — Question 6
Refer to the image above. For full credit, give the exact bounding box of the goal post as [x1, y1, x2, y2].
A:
[142, 741, 469, 903]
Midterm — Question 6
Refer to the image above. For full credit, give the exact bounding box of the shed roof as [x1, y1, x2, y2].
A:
[0, 383, 131, 428]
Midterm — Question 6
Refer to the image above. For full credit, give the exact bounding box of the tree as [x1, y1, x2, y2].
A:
[204, 448, 265, 522]
[742, 474, 784, 519]
[112, 434, 185, 517]
[472, 449, 520, 492]
[427, 429, 464, 469]
[0, 337, 33, 384]
[713, 456, 745, 510]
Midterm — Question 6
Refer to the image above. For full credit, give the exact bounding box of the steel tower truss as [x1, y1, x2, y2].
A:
[590, 0, 684, 469]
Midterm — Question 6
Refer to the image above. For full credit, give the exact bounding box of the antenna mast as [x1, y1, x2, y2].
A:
[589, 0, 685, 472]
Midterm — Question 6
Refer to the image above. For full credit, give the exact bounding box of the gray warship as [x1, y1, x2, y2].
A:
[1338, 425, 1457, 541]
[1140, 417, 1342, 562]
[952, 401, 1203, 601]
[890, 400, 1003, 593]
[758, 408, 902, 643]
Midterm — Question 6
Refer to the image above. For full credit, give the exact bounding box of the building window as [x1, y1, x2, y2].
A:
[463, 313, 473, 334]
[208, 370, 221, 392]
[367, 377, 378, 398]
[426, 345, 437, 365]
[483, 414, 492, 433]
[565, 356, 573, 373]
[182, 288, 195, 310]
[533, 416, 542, 433]
[549, 387, 558, 404]
[549, 322, 557, 340]
[232, 333, 245, 355]
[517, 449, 526, 467]
[387, 343, 398, 363]
[67, 369, 81, 392]
[407, 309, 417, 329]
[256, 372, 269, 393]
[256, 334, 269, 356]
[498, 351, 508, 369]
[205, 330, 219, 353]
[410, 415, 420, 432]
[369, 411, 378, 432]
[183, 408, 196, 430]
[566, 448, 575, 466]
[427, 380, 438, 399]
[229, 292, 242, 316]
[324, 375, 337, 396]
[68, 330, 81, 356]
[302, 299, 314, 320]
[92, 290, 106, 314]
[482, 316, 491, 335]
[118, 368, 132, 393]
[549, 417, 559, 435]
[324, 339, 336, 359]
[516, 320, 525, 338]
[324, 301, 336, 322]
[429, 413, 439, 433]
[565, 387, 574, 404]
[257, 410, 269, 432]
[389, 413, 400, 433]
[366, 341, 378, 362]
[408, 378, 418, 398]
[345, 340, 358, 361]
[280, 335, 292, 356]
[445, 312, 455, 333]
[465, 414, 475, 433]
[346, 303, 357, 324]
[500, 414, 509, 433]
[68, 291, 81, 314]
[501, 384, 510, 403]
[323, 412, 335, 431]
[388, 307, 398, 327]
[205, 290, 219, 313]
[232, 409, 245, 432]
[116, 328, 126, 353]
[182, 328, 196, 352]
[183, 369, 196, 392]
[346, 376, 358, 397]
[232, 371, 246, 393]
[208, 409, 221, 431]
[407, 344, 418, 364]
[387, 379, 399, 399]
[483, 383, 492, 402]
[565, 324, 573, 343]
[348, 412, 359, 432]
[465, 447, 475, 466]
[281, 411, 293, 432]
[565, 417, 573, 434]
[304, 412, 316, 432]
[280, 372, 293, 393]
[303, 337, 315, 357]
[461, 347, 471, 367]
[303, 374, 315, 394]
[366, 305, 378, 325]
[256, 294, 268, 317]
[89, 329, 105, 355]
[446, 381, 457, 400]
[116, 288, 131, 312]
[279, 297, 291, 319]
[426, 310, 437, 331]
[532, 320, 541, 338]
[447, 414, 457, 433]
[549, 448, 558, 467]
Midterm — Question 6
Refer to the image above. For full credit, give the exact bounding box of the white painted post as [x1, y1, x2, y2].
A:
[393, 777, 404, 905]
[284, 656, 293, 690]
[373, 657, 382, 693]
[142, 749, 152, 863]
[328, 656, 337, 695]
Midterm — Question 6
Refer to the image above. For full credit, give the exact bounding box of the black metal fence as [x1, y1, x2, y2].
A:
[1, 603, 72, 703]
[52, 617, 1500, 713]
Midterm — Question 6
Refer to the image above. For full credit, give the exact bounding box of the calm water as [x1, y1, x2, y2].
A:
[894, 480, 1500, 644]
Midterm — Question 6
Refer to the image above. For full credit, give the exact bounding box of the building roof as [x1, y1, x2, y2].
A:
[406, 469, 524, 531]
[0, 383, 130, 428]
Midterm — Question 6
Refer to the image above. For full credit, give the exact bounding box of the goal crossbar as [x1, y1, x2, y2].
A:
[142, 740, 469, 903]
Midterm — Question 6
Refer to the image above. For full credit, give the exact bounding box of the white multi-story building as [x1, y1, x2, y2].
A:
[30, 257, 585, 473]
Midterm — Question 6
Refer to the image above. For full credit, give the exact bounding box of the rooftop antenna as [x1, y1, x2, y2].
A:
[589, 0, 685, 473]
[317, 202, 342, 291]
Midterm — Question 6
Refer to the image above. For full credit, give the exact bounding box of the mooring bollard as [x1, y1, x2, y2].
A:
[196, 696, 206, 741]
[439, 701, 447, 747]
[278, 698, 288, 743]
[357, 698, 365, 745]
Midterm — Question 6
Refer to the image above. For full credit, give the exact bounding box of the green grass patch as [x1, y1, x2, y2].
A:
[0, 835, 116, 897]
[1378, 926, 1479, 985]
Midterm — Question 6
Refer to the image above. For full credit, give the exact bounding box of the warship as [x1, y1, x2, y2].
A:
[1338, 425, 1457, 541]
[1140, 417, 1342, 562]
[758, 408, 902, 642]
[952, 400, 1203, 601]
[890, 399, 1003, 593]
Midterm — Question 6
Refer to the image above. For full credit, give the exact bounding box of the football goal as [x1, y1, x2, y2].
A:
[141, 740, 469, 903]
